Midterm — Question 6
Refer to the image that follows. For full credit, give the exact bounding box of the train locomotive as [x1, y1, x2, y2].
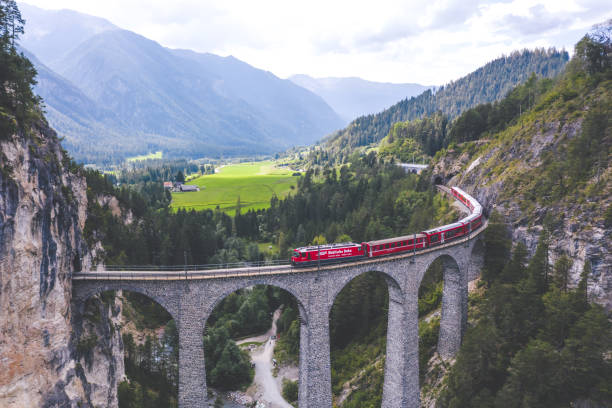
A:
[291, 186, 483, 267]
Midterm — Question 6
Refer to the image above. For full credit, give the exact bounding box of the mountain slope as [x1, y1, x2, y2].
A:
[321, 49, 569, 164]
[289, 74, 431, 122]
[431, 44, 612, 406]
[20, 5, 344, 162]
[431, 45, 611, 309]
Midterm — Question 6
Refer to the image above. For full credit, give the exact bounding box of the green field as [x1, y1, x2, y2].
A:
[171, 161, 300, 213]
[126, 151, 163, 162]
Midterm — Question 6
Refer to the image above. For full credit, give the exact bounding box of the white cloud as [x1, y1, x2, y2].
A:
[19, 0, 612, 84]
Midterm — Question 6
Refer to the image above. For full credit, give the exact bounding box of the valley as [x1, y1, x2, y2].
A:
[0, 2, 610, 408]
[171, 161, 301, 214]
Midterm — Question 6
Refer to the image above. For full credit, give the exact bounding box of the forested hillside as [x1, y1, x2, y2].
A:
[316, 48, 568, 164]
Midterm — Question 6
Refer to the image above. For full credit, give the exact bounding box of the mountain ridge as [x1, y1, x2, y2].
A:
[318, 48, 570, 164]
[289, 74, 432, 122]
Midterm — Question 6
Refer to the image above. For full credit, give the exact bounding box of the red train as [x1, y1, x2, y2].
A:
[291, 186, 483, 267]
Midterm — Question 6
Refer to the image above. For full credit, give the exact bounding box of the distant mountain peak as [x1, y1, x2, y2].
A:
[19, 2, 118, 66]
[289, 74, 432, 122]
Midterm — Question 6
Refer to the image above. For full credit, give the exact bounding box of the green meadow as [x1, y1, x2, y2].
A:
[171, 161, 300, 214]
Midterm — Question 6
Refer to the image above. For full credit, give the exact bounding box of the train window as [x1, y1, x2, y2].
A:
[307, 253, 311, 260]
[446, 229, 456, 238]
[430, 235, 439, 243]
[407, 239, 412, 245]
[385, 244, 389, 249]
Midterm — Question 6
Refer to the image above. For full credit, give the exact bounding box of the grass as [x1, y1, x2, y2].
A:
[258, 242, 279, 255]
[126, 151, 163, 162]
[171, 161, 300, 214]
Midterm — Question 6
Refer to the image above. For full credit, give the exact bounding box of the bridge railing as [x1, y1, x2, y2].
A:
[74, 260, 295, 281]
[95, 259, 290, 272]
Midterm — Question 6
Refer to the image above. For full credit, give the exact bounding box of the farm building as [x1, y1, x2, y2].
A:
[179, 184, 199, 192]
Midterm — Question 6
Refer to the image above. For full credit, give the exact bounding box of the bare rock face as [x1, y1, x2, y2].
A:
[0, 122, 124, 407]
[73, 293, 125, 407]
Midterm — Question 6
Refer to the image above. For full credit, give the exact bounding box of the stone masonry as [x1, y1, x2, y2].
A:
[72, 235, 483, 408]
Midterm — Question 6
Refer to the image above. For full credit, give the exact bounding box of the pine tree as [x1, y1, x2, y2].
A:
[499, 242, 528, 283]
[482, 211, 512, 285]
[553, 255, 573, 292]
[526, 231, 549, 294]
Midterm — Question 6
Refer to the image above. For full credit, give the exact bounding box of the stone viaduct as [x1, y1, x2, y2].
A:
[72, 228, 485, 408]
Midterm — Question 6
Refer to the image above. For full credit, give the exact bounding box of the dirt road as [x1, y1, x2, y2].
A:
[244, 308, 293, 408]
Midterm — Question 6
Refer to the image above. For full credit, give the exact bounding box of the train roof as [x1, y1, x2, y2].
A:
[452, 186, 481, 209]
[462, 212, 481, 221]
[365, 233, 427, 246]
[294, 242, 360, 252]
[423, 221, 465, 234]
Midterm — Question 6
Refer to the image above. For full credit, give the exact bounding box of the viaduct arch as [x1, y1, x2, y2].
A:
[72, 230, 483, 408]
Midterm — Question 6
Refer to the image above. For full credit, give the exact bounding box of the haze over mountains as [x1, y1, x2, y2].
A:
[17, 3, 571, 166]
[289, 75, 431, 123]
[19, 4, 346, 163]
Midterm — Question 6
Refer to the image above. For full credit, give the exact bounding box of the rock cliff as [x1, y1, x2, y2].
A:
[0, 120, 124, 407]
[431, 82, 611, 309]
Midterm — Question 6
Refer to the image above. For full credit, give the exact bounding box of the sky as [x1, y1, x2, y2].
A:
[19, 0, 612, 85]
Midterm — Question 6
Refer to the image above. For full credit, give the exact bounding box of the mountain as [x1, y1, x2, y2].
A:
[318, 49, 569, 164]
[429, 30, 612, 405]
[19, 5, 344, 163]
[23, 50, 137, 161]
[289, 74, 431, 122]
[19, 2, 117, 67]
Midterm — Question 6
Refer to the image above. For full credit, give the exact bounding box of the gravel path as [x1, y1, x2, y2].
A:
[249, 308, 293, 408]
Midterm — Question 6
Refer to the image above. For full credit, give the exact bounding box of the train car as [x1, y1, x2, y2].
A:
[291, 242, 365, 267]
[290, 186, 485, 266]
[452, 186, 481, 214]
[363, 234, 427, 258]
[452, 186, 483, 231]
[422, 221, 466, 246]
[451, 186, 474, 212]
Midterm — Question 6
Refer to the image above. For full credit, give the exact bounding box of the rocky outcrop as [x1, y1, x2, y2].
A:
[0, 121, 124, 407]
[73, 293, 125, 407]
[432, 115, 611, 309]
